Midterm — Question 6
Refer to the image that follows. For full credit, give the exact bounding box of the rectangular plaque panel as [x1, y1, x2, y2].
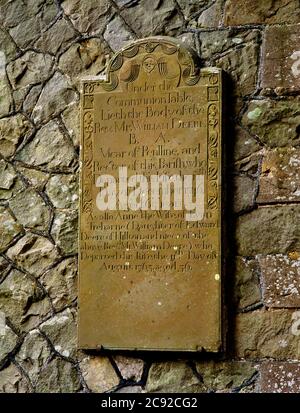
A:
[79, 38, 222, 351]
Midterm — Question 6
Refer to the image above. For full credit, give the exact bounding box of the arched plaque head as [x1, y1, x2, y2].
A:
[103, 37, 201, 91]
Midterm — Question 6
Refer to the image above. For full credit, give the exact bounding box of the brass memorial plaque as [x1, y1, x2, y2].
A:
[79, 37, 222, 351]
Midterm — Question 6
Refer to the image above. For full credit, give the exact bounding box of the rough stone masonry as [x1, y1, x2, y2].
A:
[0, 0, 300, 393]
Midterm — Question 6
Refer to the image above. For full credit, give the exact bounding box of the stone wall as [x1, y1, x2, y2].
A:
[0, 0, 299, 393]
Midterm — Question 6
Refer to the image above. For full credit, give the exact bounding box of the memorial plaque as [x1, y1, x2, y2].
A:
[79, 37, 222, 351]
